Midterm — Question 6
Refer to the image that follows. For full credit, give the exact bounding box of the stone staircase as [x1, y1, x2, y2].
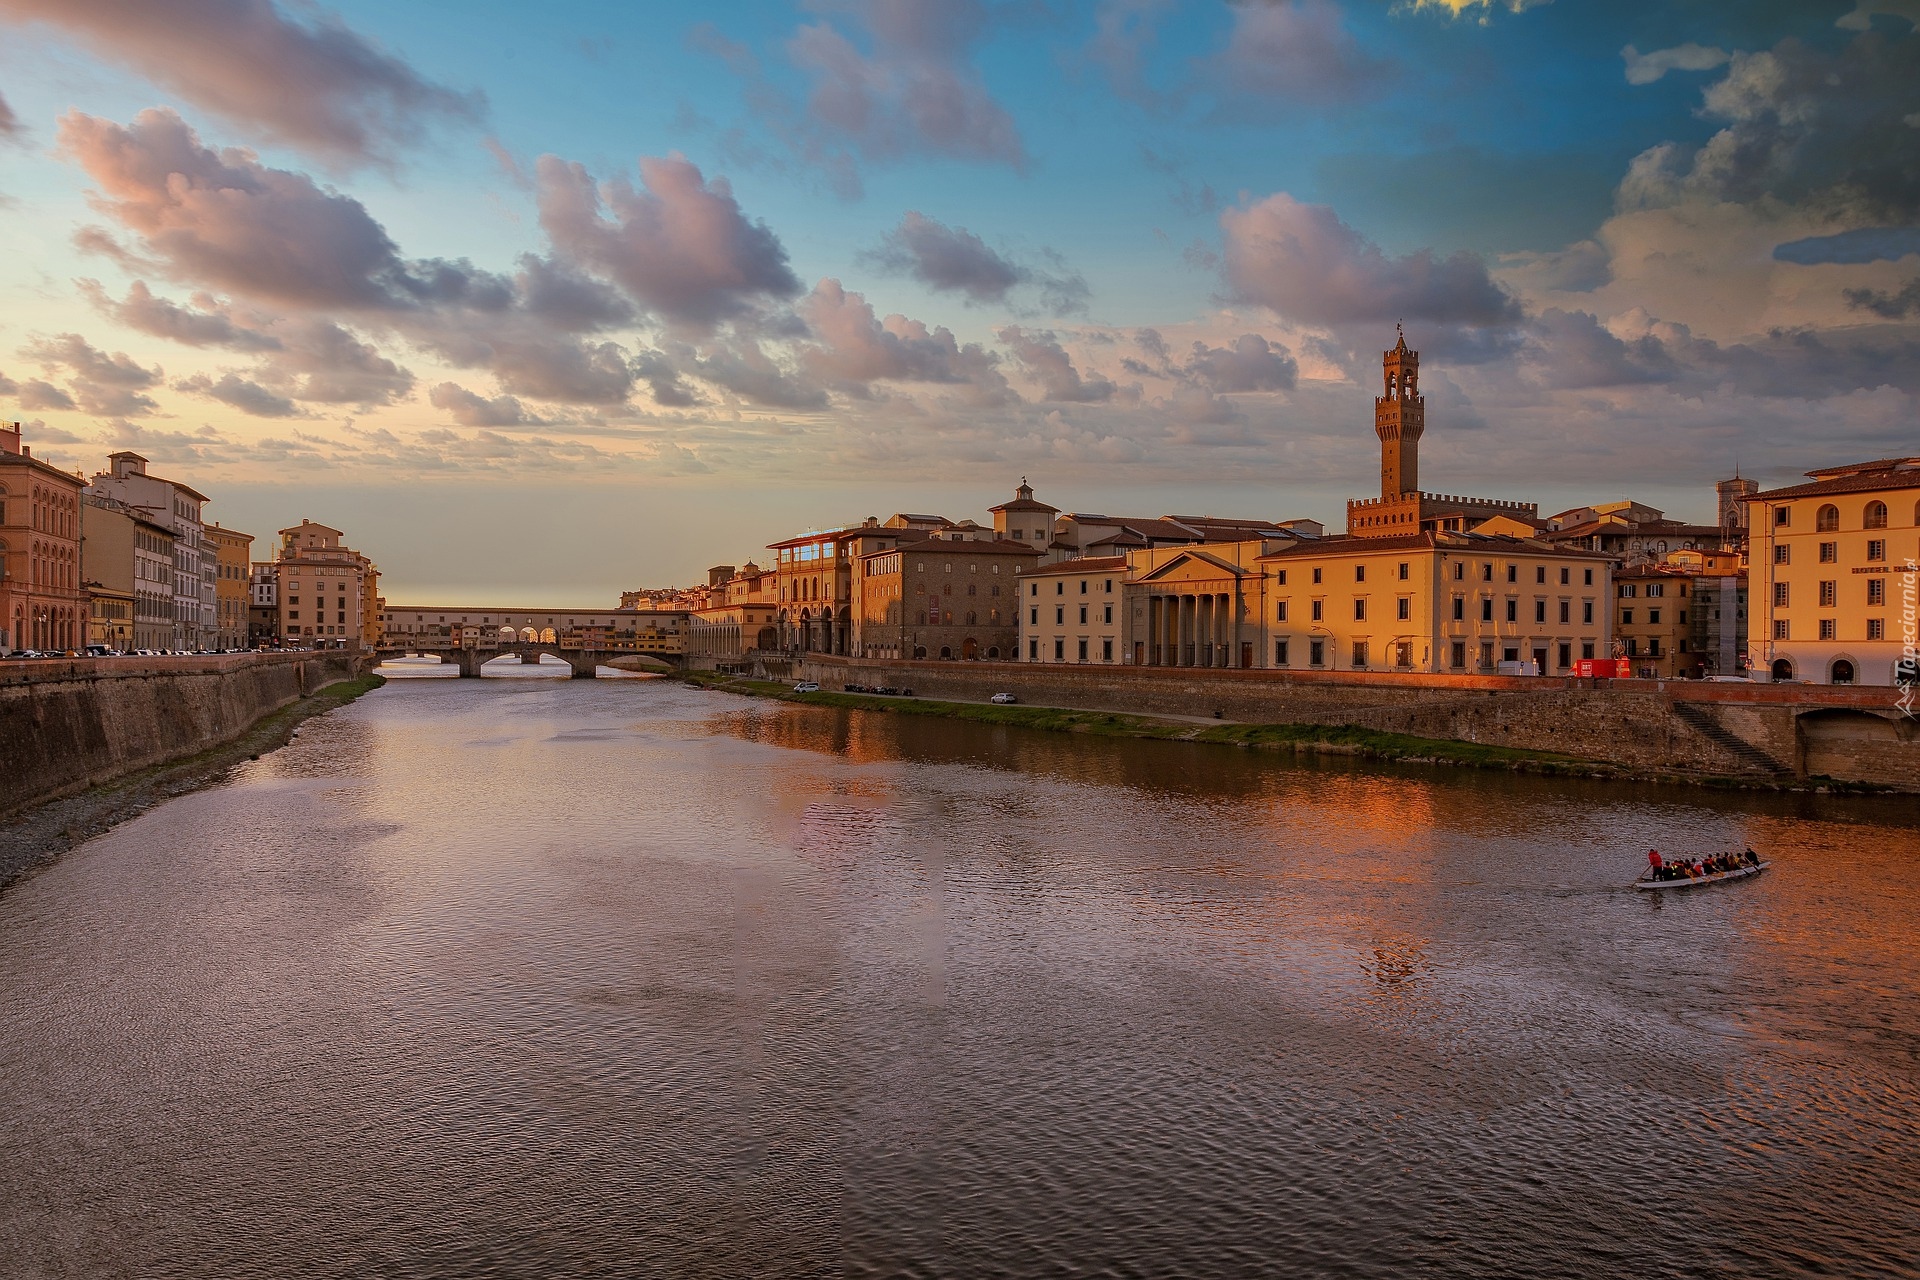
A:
[1671, 701, 1795, 777]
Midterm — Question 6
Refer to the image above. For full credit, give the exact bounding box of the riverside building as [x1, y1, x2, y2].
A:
[856, 533, 1039, 661]
[206, 523, 254, 650]
[1747, 457, 1920, 685]
[0, 422, 87, 653]
[80, 492, 175, 652]
[275, 519, 377, 647]
[86, 451, 211, 650]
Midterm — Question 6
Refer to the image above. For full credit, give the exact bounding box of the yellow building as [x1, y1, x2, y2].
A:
[1613, 564, 1694, 678]
[689, 563, 780, 664]
[206, 523, 254, 650]
[1260, 533, 1610, 674]
[276, 519, 376, 648]
[856, 534, 1038, 661]
[1017, 556, 1129, 664]
[1748, 457, 1920, 685]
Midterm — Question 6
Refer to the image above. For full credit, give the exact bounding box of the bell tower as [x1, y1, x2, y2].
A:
[1375, 325, 1424, 498]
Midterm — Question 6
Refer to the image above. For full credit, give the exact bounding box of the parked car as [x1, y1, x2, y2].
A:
[84, 645, 114, 657]
[990, 692, 1018, 704]
[873, 686, 899, 696]
[792, 681, 821, 693]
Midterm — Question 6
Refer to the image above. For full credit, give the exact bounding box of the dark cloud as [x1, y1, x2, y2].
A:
[1773, 226, 1920, 265]
[0, 89, 19, 139]
[997, 326, 1116, 402]
[865, 210, 1092, 314]
[429, 382, 535, 427]
[632, 350, 702, 407]
[59, 109, 510, 311]
[675, 335, 828, 411]
[1845, 276, 1920, 319]
[1618, 31, 1920, 221]
[79, 279, 282, 349]
[1216, 0, 1391, 104]
[536, 153, 801, 329]
[174, 371, 298, 417]
[515, 254, 636, 332]
[1221, 192, 1523, 330]
[1522, 309, 1676, 390]
[252, 319, 413, 406]
[0, 0, 482, 166]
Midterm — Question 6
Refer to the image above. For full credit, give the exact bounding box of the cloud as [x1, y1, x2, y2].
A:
[800, 279, 1011, 398]
[1835, 1, 1920, 32]
[22, 332, 164, 415]
[58, 108, 510, 311]
[1, 375, 79, 412]
[1521, 308, 1676, 389]
[701, 0, 1026, 196]
[251, 319, 413, 406]
[536, 152, 801, 329]
[514, 253, 636, 332]
[79, 279, 282, 349]
[680, 335, 829, 411]
[1616, 32, 1920, 221]
[429, 381, 535, 426]
[865, 210, 1089, 313]
[1844, 276, 1920, 319]
[1400, 0, 1551, 19]
[1220, 192, 1523, 329]
[1181, 333, 1299, 392]
[1772, 226, 1920, 265]
[1218, 0, 1391, 103]
[1621, 43, 1730, 86]
[998, 326, 1116, 402]
[0, 0, 482, 166]
[0, 89, 19, 139]
[174, 371, 298, 417]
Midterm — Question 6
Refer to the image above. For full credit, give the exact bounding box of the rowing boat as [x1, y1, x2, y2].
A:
[1634, 861, 1770, 892]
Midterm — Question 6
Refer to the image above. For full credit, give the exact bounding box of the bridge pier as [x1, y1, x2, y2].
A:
[372, 647, 659, 679]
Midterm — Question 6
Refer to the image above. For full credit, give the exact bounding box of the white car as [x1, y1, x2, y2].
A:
[990, 692, 1018, 704]
[792, 681, 821, 693]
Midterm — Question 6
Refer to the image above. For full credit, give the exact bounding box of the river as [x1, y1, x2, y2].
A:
[2, 679, 1916, 1278]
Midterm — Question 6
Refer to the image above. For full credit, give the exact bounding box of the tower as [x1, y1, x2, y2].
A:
[1716, 476, 1758, 532]
[1375, 326, 1424, 498]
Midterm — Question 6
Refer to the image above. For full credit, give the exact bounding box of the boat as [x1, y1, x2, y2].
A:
[1633, 861, 1770, 891]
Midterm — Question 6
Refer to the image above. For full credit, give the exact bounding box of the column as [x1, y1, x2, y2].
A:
[1198, 594, 1213, 667]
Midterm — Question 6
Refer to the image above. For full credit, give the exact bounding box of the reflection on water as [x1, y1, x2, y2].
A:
[1, 679, 1917, 1279]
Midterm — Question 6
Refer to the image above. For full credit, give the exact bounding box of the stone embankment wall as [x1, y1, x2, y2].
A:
[795, 657, 1920, 788]
[0, 653, 365, 819]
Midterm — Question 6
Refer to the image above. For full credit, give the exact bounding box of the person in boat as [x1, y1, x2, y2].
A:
[1648, 850, 1665, 880]
[1744, 848, 1760, 866]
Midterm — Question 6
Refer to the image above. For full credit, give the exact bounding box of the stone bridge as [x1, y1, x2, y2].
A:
[375, 645, 676, 679]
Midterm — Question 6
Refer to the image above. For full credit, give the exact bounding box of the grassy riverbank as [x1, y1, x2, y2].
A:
[678, 670, 1601, 774]
[677, 670, 1908, 795]
[0, 672, 386, 892]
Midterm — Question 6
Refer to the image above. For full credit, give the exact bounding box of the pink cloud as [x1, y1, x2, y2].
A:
[0, 0, 481, 166]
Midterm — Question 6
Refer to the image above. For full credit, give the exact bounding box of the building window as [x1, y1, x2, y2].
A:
[1450, 641, 1466, 668]
[1531, 600, 1544, 623]
[1453, 562, 1464, 581]
[1865, 501, 1888, 529]
[1774, 620, 1790, 640]
[1584, 569, 1594, 586]
[1309, 639, 1325, 667]
[1481, 598, 1493, 622]
[1482, 564, 1493, 582]
[1452, 596, 1464, 621]
[1030, 582, 1037, 596]
[1479, 641, 1494, 668]
[1355, 565, 1366, 583]
[1102, 639, 1113, 661]
[1078, 639, 1088, 661]
[1398, 563, 1409, 580]
[1868, 618, 1885, 640]
[1078, 605, 1087, 624]
[1869, 579, 1886, 606]
[1054, 638, 1064, 660]
[1559, 567, 1569, 585]
[1819, 618, 1836, 641]
[1029, 639, 1039, 659]
[1311, 600, 1324, 621]
[1276, 639, 1290, 666]
[1819, 542, 1837, 563]
[1816, 504, 1839, 532]
[1774, 583, 1790, 607]
[1080, 580, 1088, 594]
[1819, 581, 1836, 608]
[1056, 581, 1064, 594]
[1354, 599, 1367, 621]
[1621, 609, 1634, 625]
[1559, 600, 1570, 624]
[1055, 606, 1064, 624]
[1557, 642, 1571, 669]
[1774, 544, 1790, 565]
[1103, 605, 1113, 624]
[1276, 570, 1288, 585]
[1506, 564, 1518, 583]
[1312, 567, 1322, 584]
[1648, 609, 1661, 625]
[1505, 599, 1518, 623]
[1397, 597, 1411, 621]
[1867, 539, 1886, 562]
[1351, 640, 1369, 668]
[1582, 641, 1595, 659]
[1277, 601, 1289, 622]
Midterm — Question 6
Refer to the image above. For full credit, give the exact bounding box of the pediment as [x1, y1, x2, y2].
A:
[1135, 550, 1247, 583]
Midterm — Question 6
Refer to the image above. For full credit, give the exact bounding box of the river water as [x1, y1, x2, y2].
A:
[2, 680, 1916, 1279]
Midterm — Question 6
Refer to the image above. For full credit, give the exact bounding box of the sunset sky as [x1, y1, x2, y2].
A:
[1, 0, 1915, 603]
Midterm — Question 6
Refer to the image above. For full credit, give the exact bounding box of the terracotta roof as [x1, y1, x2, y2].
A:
[1258, 531, 1613, 561]
[1750, 463, 1920, 502]
[989, 497, 1059, 513]
[867, 536, 1042, 560]
[1017, 556, 1129, 576]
